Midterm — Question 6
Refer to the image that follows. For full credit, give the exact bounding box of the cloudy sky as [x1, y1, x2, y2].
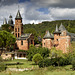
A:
[0, 0, 75, 26]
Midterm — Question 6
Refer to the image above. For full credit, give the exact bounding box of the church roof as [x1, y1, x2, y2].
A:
[17, 33, 32, 40]
[3, 18, 7, 25]
[59, 23, 66, 32]
[43, 31, 54, 39]
[53, 25, 61, 34]
[15, 10, 22, 19]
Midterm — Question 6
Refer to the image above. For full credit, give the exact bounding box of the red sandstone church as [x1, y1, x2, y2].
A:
[42, 24, 75, 53]
[14, 10, 34, 50]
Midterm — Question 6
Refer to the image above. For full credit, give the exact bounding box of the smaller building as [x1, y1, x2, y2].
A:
[42, 23, 75, 53]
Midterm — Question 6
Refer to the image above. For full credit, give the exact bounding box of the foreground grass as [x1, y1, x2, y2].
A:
[0, 59, 75, 75]
[0, 66, 75, 75]
[3, 59, 38, 68]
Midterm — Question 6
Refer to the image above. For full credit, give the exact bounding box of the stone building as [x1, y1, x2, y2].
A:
[42, 23, 75, 53]
[14, 10, 34, 50]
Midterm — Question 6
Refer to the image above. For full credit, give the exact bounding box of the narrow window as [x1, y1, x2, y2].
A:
[15, 28, 17, 32]
[21, 40, 23, 45]
[16, 33, 17, 37]
[18, 28, 19, 32]
[57, 39, 58, 41]
[44, 43, 45, 45]
[18, 33, 19, 37]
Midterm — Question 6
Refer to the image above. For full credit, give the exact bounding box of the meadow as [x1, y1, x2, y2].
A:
[0, 59, 75, 75]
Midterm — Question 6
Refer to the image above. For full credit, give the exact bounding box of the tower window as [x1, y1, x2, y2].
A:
[57, 39, 58, 41]
[16, 33, 17, 37]
[44, 43, 45, 45]
[21, 40, 23, 45]
[18, 28, 19, 32]
[18, 33, 19, 37]
[15, 28, 17, 32]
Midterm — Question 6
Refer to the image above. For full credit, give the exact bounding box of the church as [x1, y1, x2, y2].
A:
[3, 10, 34, 51]
[42, 24, 75, 53]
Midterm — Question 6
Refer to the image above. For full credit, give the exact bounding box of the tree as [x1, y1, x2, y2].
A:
[50, 47, 64, 66]
[32, 53, 43, 64]
[0, 30, 16, 52]
[27, 45, 50, 61]
[1, 24, 12, 32]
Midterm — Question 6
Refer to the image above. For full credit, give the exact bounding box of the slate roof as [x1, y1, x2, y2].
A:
[53, 25, 61, 34]
[59, 23, 66, 32]
[8, 15, 14, 27]
[15, 10, 22, 19]
[43, 31, 54, 39]
[3, 18, 7, 25]
[17, 33, 32, 40]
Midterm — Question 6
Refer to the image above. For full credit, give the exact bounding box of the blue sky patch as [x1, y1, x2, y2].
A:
[19, 0, 30, 3]
[37, 8, 49, 14]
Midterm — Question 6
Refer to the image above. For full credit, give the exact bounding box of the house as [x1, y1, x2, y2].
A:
[42, 23, 75, 53]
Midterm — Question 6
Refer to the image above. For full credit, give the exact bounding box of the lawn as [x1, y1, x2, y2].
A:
[3, 59, 38, 68]
[0, 59, 75, 75]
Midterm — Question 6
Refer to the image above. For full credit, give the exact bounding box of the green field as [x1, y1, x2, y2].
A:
[0, 59, 75, 75]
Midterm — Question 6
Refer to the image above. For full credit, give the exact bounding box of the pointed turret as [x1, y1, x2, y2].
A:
[8, 15, 13, 25]
[43, 30, 54, 39]
[15, 10, 22, 19]
[59, 23, 66, 32]
[53, 25, 61, 34]
[3, 18, 7, 25]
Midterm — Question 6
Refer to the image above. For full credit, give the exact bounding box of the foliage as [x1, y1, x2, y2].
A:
[1, 24, 12, 32]
[0, 56, 3, 62]
[0, 30, 16, 51]
[71, 57, 75, 70]
[32, 53, 43, 64]
[23, 20, 75, 39]
[0, 62, 7, 72]
[27, 45, 50, 61]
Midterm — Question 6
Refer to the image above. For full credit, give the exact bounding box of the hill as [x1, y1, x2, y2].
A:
[23, 20, 75, 38]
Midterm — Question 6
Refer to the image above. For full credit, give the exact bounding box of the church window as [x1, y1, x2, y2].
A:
[21, 40, 23, 45]
[18, 33, 19, 37]
[16, 33, 17, 37]
[18, 28, 19, 32]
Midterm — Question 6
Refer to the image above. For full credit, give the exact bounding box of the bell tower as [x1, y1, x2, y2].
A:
[14, 10, 23, 38]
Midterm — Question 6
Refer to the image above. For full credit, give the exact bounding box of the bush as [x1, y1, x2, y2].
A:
[71, 57, 75, 70]
[0, 56, 3, 62]
[0, 63, 7, 71]
[27, 46, 50, 61]
[32, 53, 43, 64]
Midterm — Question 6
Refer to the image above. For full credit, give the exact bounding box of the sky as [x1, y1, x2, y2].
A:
[0, 0, 75, 26]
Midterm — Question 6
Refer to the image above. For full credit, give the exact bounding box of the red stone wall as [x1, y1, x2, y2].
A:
[16, 40, 28, 50]
[42, 39, 53, 49]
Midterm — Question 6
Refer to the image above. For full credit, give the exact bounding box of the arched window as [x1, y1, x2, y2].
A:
[21, 40, 23, 45]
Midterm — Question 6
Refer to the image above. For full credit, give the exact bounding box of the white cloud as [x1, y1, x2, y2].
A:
[49, 7, 75, 20]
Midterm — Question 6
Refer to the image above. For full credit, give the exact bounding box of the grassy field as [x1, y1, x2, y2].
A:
[3, 59, 38, 68]
[0, 59, 75, 75]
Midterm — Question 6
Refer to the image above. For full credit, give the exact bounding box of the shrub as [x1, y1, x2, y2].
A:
[0, 56, 3, 62]
[32, 53, 43, 64]
[0, 63, 7, 71]
[71, 57, 75, 70]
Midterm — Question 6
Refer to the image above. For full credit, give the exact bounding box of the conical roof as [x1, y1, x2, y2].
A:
[53, 25, 61, 34]
[8, 15, 13, 25]
[59, 23, 66, 32]
[43, 31, 54, 39]
[9, 15, 12, 18]
[15, 10, 22, 19]
[3, 18, 7, 25]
